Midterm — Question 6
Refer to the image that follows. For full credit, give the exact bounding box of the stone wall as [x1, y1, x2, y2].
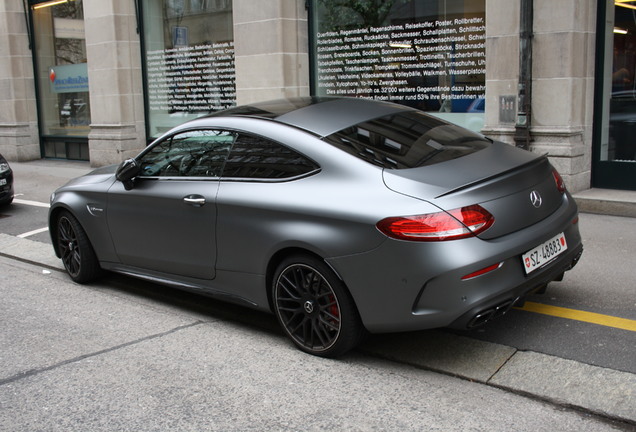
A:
[233, 0, 309, 104]
[0, 0, 39, 161]
[84, 0, 145, 166]
[483, 0, 596, 192]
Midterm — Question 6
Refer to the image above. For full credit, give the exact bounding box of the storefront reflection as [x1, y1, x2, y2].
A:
[609, 6, 636, 162]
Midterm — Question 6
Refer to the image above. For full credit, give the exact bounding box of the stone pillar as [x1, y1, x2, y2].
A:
[0, 0, 39, 161]
[483, 0, 519, 143]
[483, 0, 596, 192]
[84, 0, 145, 166]
[233, 0, 309, 104]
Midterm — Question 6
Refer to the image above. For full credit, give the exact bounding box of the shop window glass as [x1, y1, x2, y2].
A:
[32, 0, 91, 141]
[600, 2, 636, 162]
[141, 0, 236, 139]
[309, 0, 485, 132]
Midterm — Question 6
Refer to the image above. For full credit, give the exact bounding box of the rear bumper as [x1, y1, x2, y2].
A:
[328, 195, 583, 334]
[0, 178, 14, 204]
[447, 242, 583, 329]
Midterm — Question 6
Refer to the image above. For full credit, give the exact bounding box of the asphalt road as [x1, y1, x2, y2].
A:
[1, 159, 635, 430]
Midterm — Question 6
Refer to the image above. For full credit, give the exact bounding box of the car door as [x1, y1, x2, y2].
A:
[214, 132, 321, 277]
[106, 129, 236, 279]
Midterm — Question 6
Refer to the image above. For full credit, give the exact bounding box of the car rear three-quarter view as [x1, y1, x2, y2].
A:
[48, 97, 583, 357]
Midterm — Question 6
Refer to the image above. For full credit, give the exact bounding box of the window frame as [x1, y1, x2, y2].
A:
[136, 127, 322, 183]
[220, 132, 321, 182]
[136, 128, 237, 180]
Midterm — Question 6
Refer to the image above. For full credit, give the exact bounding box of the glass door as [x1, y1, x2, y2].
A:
[594, 0, 636, 190]
[31, 0, 90, 160]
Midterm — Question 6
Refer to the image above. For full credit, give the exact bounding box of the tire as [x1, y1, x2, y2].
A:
[56, 210, 102, 283]
[272, 254, 364, 358]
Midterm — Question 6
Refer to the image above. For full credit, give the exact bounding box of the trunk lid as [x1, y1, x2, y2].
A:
[382, 142, 564, 239]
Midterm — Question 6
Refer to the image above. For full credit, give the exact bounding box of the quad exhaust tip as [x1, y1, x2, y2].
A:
[467, 297, 521, 329]
[467, 248, 584, 329]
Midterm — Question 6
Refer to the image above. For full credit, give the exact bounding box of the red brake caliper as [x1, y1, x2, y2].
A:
[329, 294, 339, 323]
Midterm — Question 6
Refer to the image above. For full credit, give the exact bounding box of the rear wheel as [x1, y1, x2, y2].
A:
[272, 255, 364, 357]
[56, 211, 101, 283]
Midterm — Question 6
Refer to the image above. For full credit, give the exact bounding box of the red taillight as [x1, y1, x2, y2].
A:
[376, 205, 494, 242]
[552, 169, 566, 194]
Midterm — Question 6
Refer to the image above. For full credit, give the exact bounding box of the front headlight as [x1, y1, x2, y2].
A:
[0, 162, 9, 174]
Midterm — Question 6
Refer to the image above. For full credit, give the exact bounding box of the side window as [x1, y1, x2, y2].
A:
[222, 134, 319, 179]
[139, 129, 236, 177]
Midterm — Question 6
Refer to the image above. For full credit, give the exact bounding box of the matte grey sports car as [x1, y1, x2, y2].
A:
[49, 97, 583, 357]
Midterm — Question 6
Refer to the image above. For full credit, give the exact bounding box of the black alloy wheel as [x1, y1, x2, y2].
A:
[57, 211, 101, 283]
[273, 255, 364, 357]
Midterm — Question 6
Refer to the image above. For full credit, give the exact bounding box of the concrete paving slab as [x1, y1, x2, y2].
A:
[0, 257, 199, 381]
[360, 331, 517, 382]
[362, 331, 636, 424]
[0, 321, 624, 432]
[490, 350, 636, 423]
[0, 233, 62, 270]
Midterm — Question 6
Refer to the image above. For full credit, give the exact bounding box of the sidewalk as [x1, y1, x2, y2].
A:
[2, 159, 636, 426]
[574, 188, 636, 218]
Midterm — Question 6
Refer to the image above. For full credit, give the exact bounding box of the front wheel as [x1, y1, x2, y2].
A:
[272, 255, 364, 357]
[56, 210, 102, 283]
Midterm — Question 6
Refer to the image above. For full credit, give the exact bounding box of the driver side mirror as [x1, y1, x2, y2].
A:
[116, 158, 141, 190]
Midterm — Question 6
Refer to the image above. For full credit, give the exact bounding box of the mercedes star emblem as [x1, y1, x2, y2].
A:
[530, 190, 543, 208]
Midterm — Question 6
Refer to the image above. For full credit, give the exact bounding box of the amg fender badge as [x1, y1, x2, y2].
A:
[87, 204, 105, 217]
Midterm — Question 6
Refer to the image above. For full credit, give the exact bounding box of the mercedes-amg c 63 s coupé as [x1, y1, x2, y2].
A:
[49, 97, 583, 357]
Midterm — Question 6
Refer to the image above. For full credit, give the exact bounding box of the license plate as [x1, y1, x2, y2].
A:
[522, 232, 568, 274]
[0, 179, 6, 186]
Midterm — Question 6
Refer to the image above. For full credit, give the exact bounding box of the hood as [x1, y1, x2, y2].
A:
[58, 164, 118, 189]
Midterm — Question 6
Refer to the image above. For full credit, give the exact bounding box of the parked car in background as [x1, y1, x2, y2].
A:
[0, 153, 14, 206]
[48, 97, 583, 357]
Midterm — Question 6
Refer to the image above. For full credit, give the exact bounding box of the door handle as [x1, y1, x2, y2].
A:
[183, 195, 206, 207]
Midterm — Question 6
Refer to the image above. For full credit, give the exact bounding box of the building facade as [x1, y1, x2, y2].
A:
[0, 0, 633, 192]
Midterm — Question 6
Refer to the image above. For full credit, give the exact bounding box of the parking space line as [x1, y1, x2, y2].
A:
[13, 198, 50, 208]
[517, 301, 636, 332]
[17, 227, 49, 238]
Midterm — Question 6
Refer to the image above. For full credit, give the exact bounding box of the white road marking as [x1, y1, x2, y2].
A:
[9, 198, 51, 238]
[13, 198, 50, 208]
[17, 227, 49, 238]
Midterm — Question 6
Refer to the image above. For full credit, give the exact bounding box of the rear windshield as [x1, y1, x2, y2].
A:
[323, 111, 490, 169]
